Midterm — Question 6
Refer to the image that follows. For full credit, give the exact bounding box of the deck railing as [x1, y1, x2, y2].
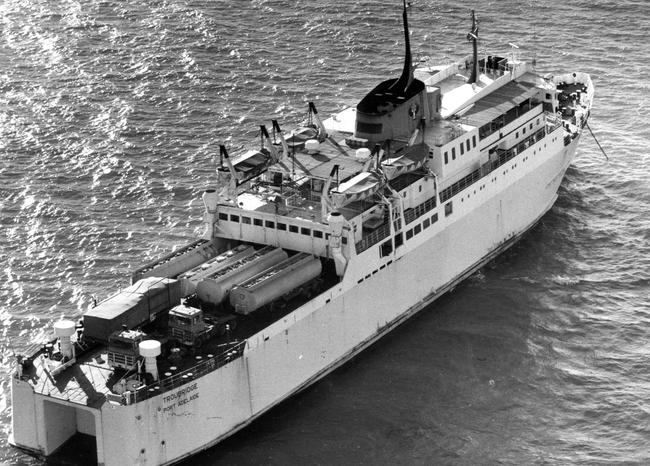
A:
[114, 340, 247, 405]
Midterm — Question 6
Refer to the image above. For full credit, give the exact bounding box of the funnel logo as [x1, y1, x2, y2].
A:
[409, 103, 419, 119]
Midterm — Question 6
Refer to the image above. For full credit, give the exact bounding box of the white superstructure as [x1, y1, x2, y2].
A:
[10, 7, 593, 466]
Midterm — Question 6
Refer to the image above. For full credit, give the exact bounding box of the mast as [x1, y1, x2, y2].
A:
[467, 10, 479, 84]
[390, 0, 413, 92]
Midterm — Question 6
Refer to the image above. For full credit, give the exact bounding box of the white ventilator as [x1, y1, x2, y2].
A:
[139, 340, 161, 381]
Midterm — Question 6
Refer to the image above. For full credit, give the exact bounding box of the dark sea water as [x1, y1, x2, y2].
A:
[1, 0, 649, 464]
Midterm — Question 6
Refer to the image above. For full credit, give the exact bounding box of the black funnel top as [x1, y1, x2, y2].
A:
[357, 1, 424, 115]
[391, 0, 413, 92]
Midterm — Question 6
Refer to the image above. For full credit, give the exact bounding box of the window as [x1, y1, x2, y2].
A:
[523, 127, 526, 134]
[265, 220, 275, 228]
[277, 222, 287, 231]
[466, 140, 470, 151]
[242, 216, 251, 225]
[342, 236, 347, 244]
[431, 213, 438, 223]
[516, 132, 519, 138]
[253, 218, 263, 226]
[452, 148, 456, 160]
[444, 151, 449, 164]
[301, 227, 311, 236]
[445, 202, 453, 217]
[529, 123, 533, 130]
[394, 233, 403, 248]
[313, 230, 323, 239]
[414, 224, 421, 235]
[380, 239, 393, 257]
[545, 93, 551, 100]
[472, 135, 476, 147]
[423, 218, 431, 229]
[460, 143, 464, 155]
[289, 225, 298, 233]
[230, 214, 239, 222]
[218, 213, 228, 221]
[406, 229, 414, 240]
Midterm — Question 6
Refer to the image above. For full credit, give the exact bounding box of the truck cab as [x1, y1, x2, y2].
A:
[168, 305, 206, 346]
[106, 329, 147, 370]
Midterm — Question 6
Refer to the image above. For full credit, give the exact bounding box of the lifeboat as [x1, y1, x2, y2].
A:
[381, 143, 429, 180]
[330, 171, 383, 209]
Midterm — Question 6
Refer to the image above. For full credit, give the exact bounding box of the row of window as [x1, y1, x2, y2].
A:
[444, 134, 477, 164]
[217, 212, 343, 242]
[380, 211, 441, 258]
[357, 259, 394, 284]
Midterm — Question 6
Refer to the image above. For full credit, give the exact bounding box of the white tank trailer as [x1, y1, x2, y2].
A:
[195, 246, 288, 306]
[229, 253, 322, 315]
[130, 239, 222, 284]
[178, 245, 253, 296]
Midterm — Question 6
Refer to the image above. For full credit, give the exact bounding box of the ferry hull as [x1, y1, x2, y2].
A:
[10, 133, 579, 465]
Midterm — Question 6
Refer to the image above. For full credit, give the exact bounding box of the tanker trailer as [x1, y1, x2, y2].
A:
[178, 244, 253, 296]
[195, 246, 288, 306]
[229, 253, 322, 315]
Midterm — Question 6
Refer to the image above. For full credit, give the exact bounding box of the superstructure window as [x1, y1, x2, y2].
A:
[289, 225, 298, 233]
[242, 216, 251, 224]
[452, 148, 456, 160]
[218, 213, 228, 221]
[277, 222, 287, 231]
[460, 143, 464, 155]
[394, 233, 403, 248]
[380, 239, 393, 257]
[356, 121, 383, 134]
[414, 224, 421, 235]
[445, 202, 453, 217]
[472, 135, 476, 147]
[444, 151, 449, 164]
[431, 213, 438, 223]
[313, 230, 323, 239]
[406, 229, 414, 240]
[253, 218, 263, 226]
[466, 140, 470, 151]
[265, 220, 275, 228]
[301, 227, 311, 236]
[230, 214, 239, 222]
[423, 218, 431, 229]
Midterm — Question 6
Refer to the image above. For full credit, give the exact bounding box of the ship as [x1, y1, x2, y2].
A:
[9, 5, 593, 465]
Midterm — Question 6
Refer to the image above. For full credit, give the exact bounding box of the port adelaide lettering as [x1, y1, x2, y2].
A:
[162, 382, 199, 412]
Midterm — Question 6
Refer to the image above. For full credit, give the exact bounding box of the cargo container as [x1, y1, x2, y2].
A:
[178, 245, 253, 296]
[83, 277, 180, 341]
[229, 253, 322, 315]
[195, 246, 287, 306]
[130, 239, 222, 284]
